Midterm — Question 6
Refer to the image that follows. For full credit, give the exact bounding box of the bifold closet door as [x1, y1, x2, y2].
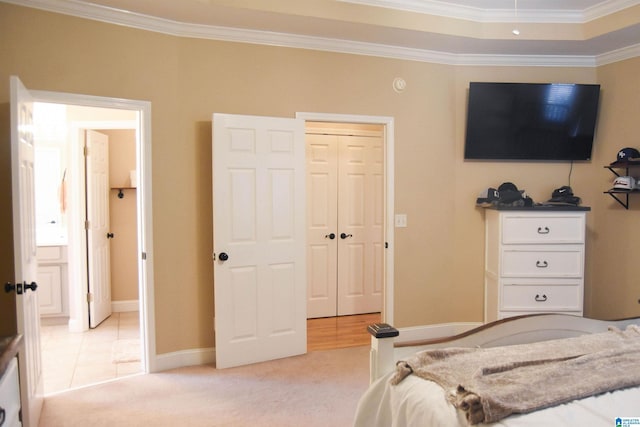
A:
[337, 134, 384, 316]
[306, 134, 339, 318]
[306, 133, 383, 318]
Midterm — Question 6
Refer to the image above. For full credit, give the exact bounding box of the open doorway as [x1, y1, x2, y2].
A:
[31, 99, 152, 394]
[299, 113, 395, 352]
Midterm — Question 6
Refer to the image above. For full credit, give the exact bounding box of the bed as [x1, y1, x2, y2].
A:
[354, 313, 640, 426]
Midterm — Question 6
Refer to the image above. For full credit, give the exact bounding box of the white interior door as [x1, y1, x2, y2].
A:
[85, 129, 112, 328]
[10, 75, 44, 427]
[337, 134, 384, 315]
[306, 134, 338, 318]
[306, 129, 384, 318]
[213, 113, 306, 369]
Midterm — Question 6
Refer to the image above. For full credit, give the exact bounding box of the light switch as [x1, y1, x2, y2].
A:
[395, 214, 407, 228]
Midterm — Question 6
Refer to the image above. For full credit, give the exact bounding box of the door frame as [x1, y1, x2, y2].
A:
[297, 112, 395, 324]
[31, 89, 157, 372]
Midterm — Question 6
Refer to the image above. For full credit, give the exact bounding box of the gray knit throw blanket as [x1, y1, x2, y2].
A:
[390, 325, 640, 425]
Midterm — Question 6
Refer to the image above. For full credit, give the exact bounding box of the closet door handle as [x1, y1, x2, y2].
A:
[107, 232, 114, 239]
[535, 294, 548, 302]
[536, 260, 548, 268]
[537, 226, 550, 234]
[24, 281, 38, 292]
[340, 233, 352, 239]
[325, 233, 336, 240]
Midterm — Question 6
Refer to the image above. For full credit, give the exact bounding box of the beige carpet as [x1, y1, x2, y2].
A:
[39, 346, 370, 427]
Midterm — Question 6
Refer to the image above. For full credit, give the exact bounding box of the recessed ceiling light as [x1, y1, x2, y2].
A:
[512, 29, 520, 35]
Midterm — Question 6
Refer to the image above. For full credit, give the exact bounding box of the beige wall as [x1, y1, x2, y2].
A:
[103, 129, 139, 302]
[1, 3, 638, 355]
[589, 57, 640, 318]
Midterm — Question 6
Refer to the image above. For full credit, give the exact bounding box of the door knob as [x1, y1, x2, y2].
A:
[24, 281, 38, 292]
[107, 232, 114, 239]
[3, 282, 34, 294]
[325, 233, 336, 240]
[340, 233, 352, 239]
[218, 252, 229, 261]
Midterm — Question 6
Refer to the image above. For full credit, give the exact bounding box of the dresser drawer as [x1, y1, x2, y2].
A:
[501, 214, 585, 244]
[0, 357, 21, 427]
[501, 283, 582, 311]
[501, 247, 584, 278]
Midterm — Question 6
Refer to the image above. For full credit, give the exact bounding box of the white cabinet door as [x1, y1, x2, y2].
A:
[36, 265, 62, 315]
[213, 113, 307, 369]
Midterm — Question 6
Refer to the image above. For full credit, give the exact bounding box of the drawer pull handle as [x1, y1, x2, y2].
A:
[535, 294, 548, 302]
[537, 226, 550, 234]
[536, 260, 548, 268]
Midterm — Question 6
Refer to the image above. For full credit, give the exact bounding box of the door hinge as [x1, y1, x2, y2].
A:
[85, 220, 90, 230]
[385, 242, 388, 249]
[141, 252, 147, 260]
[84, 145, 89, 156]
[87, 293, 94, 303]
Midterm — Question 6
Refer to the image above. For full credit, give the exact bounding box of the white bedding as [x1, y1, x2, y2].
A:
[354, 371, 640, 427]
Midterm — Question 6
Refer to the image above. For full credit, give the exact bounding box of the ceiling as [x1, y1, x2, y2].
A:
[8, 0, 640, 66]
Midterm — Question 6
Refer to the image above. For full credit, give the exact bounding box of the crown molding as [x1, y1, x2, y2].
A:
[339, 0, 582, 23]
[2, 0, 638, 68]
[340, 0, 640, 23]
[584, 0, 640, 22]
[596, 42, 640, 65]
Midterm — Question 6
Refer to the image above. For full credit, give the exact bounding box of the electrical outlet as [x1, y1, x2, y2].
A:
[395, 214, 407, 228]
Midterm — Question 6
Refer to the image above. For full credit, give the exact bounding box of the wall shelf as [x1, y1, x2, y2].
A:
[604, 162, 640, 209]
[111, 187, 136, 199]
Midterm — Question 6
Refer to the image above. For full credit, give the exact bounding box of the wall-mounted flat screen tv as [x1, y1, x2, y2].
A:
[464, 82, 601, 161]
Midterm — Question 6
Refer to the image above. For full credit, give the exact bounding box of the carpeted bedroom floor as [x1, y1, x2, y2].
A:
[39, 345, 371, 427]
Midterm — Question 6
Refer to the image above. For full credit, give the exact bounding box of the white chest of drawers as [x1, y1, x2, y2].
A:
[484, 208, 588, 322]
[0, 357, 21, 427]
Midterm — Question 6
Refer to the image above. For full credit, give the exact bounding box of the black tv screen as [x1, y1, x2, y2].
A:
[464, 82, 600, 161]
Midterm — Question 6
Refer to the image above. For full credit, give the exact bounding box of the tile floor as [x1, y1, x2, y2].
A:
[40, 311, 142, 395]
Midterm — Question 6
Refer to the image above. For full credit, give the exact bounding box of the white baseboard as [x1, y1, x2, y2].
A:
[153, 347, 216, 372]
[112, 300, 139, 312]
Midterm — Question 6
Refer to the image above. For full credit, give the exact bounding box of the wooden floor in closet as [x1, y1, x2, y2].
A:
[307, 312, 381, 352]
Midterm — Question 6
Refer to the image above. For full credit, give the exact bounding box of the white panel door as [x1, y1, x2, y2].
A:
[85, 130, 112, 328]
[306, 134, 338, 318]
[10, 75, 43, 427]
[337, 135, 384, 315]
[306, 132, 384, 318]
[213, 113, 306, 369]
